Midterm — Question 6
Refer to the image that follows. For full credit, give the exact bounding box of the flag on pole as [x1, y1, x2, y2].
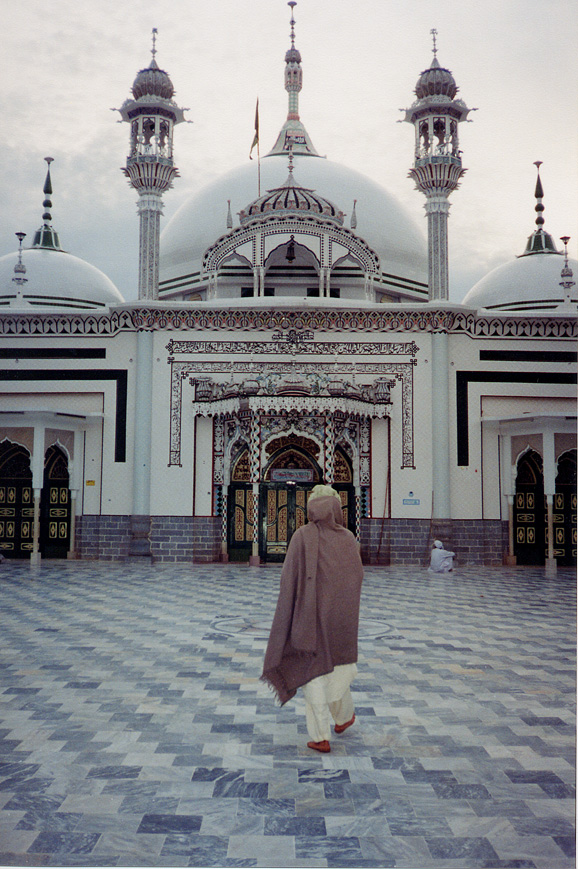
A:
[249, 99, 259, 160]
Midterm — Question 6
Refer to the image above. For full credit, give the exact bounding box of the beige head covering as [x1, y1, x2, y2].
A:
[309, 484, 341, 502]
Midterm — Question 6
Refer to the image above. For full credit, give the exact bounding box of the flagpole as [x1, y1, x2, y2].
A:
[250, 98, 260, 196]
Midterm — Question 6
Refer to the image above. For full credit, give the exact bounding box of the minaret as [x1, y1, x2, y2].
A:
[404, 31, 472, 301]
[117, 30, 187, 300]
[267, 2, 320, 158]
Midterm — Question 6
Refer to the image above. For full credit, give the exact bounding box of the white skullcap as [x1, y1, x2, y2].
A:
[309, 484, 341, 502]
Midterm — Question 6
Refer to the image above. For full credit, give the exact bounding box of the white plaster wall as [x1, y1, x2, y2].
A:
[149, 332, 194, 516]
[450, 334, 576, 520]
[389, 335, 432, 519]
[480, 419, 501, 520]
[370, 418, 388, 517]
[194, 416, 214, 516]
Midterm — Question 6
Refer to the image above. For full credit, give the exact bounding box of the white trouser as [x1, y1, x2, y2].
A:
[302, 663, 357, 742]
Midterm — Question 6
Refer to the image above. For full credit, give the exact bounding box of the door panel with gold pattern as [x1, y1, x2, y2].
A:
[227, 484, 254, 562]
[0, 442, 33, 559]
[514, 450, 546, 565]
[259, 483, 356, 563]
[554, 449, 577, 566]
[40, 445, 71, 559]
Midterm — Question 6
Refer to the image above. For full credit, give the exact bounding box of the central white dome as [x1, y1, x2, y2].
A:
[159, 154, 428, 302]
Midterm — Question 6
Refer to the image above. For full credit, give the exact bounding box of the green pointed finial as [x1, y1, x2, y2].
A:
[32, 158, 61, 250]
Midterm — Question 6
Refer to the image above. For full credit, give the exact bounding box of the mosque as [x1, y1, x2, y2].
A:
[0, 7, 575, 572]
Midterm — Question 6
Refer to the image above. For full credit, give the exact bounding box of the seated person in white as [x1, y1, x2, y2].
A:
[428, 539, 455, 573]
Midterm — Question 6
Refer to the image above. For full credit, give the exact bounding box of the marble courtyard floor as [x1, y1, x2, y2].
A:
[0, 560, 575, 869]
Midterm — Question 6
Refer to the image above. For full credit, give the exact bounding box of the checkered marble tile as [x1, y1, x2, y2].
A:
[0, 560, 575, 868]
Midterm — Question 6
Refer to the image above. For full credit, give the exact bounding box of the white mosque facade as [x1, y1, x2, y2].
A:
[0, 13, 576, 571]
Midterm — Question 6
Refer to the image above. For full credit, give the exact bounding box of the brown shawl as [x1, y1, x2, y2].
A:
[261, 496, 363, 704]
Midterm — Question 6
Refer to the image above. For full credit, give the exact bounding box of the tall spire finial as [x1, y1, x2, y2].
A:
[289, 2, 297, 46]
[265, 0, 320, 157]
[42, 157, 54, 223]
[533, 161, 545, 228]
[31, 158, 61, 250]
[520, 162, 558, 255]
[431, 28, 438, 58]
[151, 28, 158, 61]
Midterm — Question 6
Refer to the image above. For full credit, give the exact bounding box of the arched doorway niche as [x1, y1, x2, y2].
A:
[0, 439, 33, 558]
[40, 443, 72, 559]
[260, 439, 323, 563]
[513, 448, 545, 565]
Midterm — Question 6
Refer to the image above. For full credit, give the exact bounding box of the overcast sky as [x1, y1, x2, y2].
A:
[2, 0, 576, 303]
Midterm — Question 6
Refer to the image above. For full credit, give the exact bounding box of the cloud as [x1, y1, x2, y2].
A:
[2, 0, 576, 302]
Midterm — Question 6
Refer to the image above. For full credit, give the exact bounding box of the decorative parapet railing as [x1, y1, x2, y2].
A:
[0, 305, 575, 339]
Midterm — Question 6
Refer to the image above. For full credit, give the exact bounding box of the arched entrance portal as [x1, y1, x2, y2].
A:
[0, 440, 34, 559]
[553, 449, 577, 566]
[514, 449, 545, 565]
[40, 445, 72, 559]
[260, 441, 323, 563]
[226, 439, 355, 563]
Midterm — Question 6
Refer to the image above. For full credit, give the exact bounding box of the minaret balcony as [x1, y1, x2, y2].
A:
[414, 154, 462, 168]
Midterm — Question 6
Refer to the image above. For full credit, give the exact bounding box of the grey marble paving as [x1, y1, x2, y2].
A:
[0, 560, 575, 868]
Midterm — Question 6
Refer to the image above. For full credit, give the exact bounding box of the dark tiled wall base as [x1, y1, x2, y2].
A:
[360, 518, 508, 566]
[76, 514, 131, 561]
[76, 515, 222, 563]
[77, 515, 506, 565]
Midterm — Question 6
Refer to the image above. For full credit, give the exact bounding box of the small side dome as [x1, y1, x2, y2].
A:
[132, 59, 175, 100]
[415, 57, 458, 100]
[462, 252, 578, 312]
[0, 248, 125, 311]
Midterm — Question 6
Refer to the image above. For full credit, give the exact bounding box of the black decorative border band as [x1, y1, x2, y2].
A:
[0, 369, 127, 463]
[456, 370, 577, 467]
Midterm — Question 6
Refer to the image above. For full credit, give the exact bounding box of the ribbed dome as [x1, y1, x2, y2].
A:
[0, 248, 124, 311]
[238, 167, 344, 226]
[285, 47, 301, 63]
[132, 59, 175, 100]
[415, 58, 458, 100]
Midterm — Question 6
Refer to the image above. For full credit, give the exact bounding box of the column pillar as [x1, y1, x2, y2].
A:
[425, 197, 450, 301]
[543, 429, 557, 577]
[67, 492, 77, 559]
[545, 495, 556, 578]
[220, 489, 229, 562]
[501, 434, 517, 565]
[31, 491, 41, 568]
[249, 413, 261, 565]
[129, 330, 154, 559]
[431, 332, 451, 521]
[137, 192, 163, 300]
[250, 482, 260, 565]
[30, 426, 45, 567]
